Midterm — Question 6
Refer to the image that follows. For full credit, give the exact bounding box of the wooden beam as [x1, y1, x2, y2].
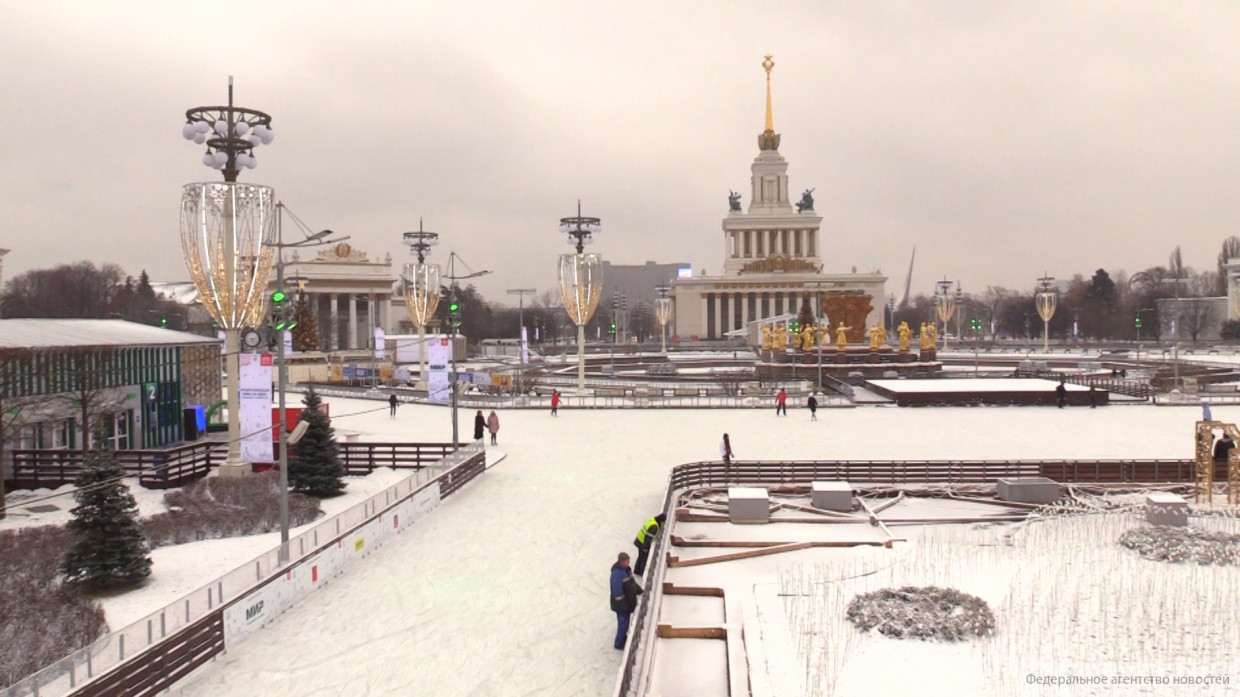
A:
[668, 540, 889, 567]
[671, 535, 791, 548]
[662, 582, 726, 597]
[657, 624, 728, 640]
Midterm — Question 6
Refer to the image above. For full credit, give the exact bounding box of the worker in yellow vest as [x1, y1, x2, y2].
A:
[632, 513, 667, 577]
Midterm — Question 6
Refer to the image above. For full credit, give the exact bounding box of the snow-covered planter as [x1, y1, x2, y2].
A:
[1118, 525, 1240, 566]
[845, 586, 994, 641]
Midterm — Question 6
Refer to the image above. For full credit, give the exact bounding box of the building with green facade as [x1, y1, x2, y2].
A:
[1, 320, 222, 474]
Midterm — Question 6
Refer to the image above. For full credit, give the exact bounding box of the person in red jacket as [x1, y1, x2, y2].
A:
[550, 390, 561, 416]
[775, 388, 787, 416]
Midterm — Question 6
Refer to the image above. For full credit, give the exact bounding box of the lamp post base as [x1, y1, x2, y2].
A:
[217, 460, 251, 477]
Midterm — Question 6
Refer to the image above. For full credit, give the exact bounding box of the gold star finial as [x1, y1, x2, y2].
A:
[758, 54, 780, 150]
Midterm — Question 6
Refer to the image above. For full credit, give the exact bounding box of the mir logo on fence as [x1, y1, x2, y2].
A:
[245, 600, 265, 622]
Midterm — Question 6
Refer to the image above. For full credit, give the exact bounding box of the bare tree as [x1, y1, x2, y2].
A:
[1217, 236, 1240, 296]
[1177, 298, 1218, 342]
[61, 347, 133, 454]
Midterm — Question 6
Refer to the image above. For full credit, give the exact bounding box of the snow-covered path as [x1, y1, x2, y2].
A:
[166, 399, 1224, 697]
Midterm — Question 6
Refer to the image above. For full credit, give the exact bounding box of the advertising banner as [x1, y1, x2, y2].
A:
[282, 330, 292, 356]
[521, 326, 529, 364]
[373, 327, 386, 360]
[427, 337, 451, 405]
[238, 353, 273, 463]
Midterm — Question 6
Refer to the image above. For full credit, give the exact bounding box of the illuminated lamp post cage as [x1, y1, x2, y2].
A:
[1036, 274, 1058, 353]
[401, 222, 441, 391]
[179, 79, 277, 475]
[557, 202, 603, 395]
[655, 284, 672, 355]
[935, 279, 956, 351]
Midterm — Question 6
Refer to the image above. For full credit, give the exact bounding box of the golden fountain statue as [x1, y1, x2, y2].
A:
[898, 321, 912, 352]
[761, 324, 772, 351]
[773, 323, 788, 351]
[835, 324, 851, 350]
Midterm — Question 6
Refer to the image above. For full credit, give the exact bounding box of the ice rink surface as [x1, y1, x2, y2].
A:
[165, 398, 1226, 697]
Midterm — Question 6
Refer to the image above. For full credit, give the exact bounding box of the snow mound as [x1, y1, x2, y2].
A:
[845, 586, 995, 641]
[1118, 525, 1240, 566]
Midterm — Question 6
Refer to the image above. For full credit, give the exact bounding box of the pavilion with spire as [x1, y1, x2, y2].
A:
[670, 55, 887, 345]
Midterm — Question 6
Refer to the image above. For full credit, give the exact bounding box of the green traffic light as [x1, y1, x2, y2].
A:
[272, 290, 287, 303]
[450, 302, 460, 312]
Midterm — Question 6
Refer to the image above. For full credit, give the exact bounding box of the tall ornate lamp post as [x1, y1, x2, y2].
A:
[401, 222, 440, 391]
[935, 279, 956, 352]
[557, 202, 603, 395]
[1035, 274, 1058, 353]
[655, 284, 672, 355]
[444, 253, 490, 449]
[180, 78, 277, 476]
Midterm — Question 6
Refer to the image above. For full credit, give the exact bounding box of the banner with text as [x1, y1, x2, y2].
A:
[427, 337, 451, 405]
[239, 353, 273, 463]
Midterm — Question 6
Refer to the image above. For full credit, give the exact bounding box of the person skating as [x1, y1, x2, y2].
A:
[720, 433, 733, 465]
[610, 552, 643, 650]
[807, 393, 818, 420]
[473, 410, 486, 442]
[632, 513, 667, 577]
[487, 410, 500, 445]
[1089, 385, 1097, 408]
[389, 393, 398, 418]
[551, 390, 561, 416]
[1214, 433, 1235, 462]
[775, 388, 787, 416]
[1056, 381, 1067, 408]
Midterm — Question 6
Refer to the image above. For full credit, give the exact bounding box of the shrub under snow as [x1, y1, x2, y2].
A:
[1118, 525, 1240, 566]
[145, 471, 322, 548]
[845, 586, 995, 641]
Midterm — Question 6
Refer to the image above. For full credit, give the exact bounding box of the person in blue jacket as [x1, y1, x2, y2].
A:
[609, 552, 644, 650]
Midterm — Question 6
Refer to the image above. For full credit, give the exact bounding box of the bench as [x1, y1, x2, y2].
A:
[674, 388, 702, 397]
[634, 387, 662, 398]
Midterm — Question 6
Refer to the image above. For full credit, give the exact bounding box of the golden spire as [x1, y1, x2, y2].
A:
[758, 53, 781, 151]
[763, 53, 775, 132]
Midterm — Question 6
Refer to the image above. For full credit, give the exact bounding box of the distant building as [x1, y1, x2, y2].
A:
[601, 260, 690, 334]
[0, 320, 221, 477]
[671, 59, 886, 342]
[1157, 297, 1227, 341]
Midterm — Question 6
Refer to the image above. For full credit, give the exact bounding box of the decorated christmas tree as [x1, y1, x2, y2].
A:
[61, 426, 152, 590]
[289, 387, 346, 496]
[291, 293, 320, 352]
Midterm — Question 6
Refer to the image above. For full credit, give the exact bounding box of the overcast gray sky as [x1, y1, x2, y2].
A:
[2, 1, 1237, 303]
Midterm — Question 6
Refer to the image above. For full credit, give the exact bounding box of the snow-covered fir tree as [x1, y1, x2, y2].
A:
[289, 387, 346, 496]
[61, 426, 151, 590]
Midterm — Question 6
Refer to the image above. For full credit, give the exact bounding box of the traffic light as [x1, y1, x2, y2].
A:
[160, 316, 168, 328]
[1135, 315, 1143, 328]
[609, 322, 617, 335]
[789, 320, 800, 333]
[448, 300, 462, 329]
[271, 290, 297, 331]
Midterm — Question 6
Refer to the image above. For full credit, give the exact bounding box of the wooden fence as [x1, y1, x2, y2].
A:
[7, 441, 463, 492]
[668, 458, 1195, 490]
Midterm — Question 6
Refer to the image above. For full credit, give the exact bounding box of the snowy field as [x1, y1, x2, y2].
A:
[868, 378, 1091, 394]
[140, 398, 1240, 697]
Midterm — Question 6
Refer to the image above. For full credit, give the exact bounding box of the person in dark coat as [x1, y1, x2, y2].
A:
[807, 393, 818, 420]
[1056, 381, 1067, 408]
[610, 552, 643, 650]
[632, 513, 666, 577]
[1088, 386, 1097, 408]
[389, 393, 398, 418]
[473, 410, 486, 442]
[1214, 433, 1235, 462]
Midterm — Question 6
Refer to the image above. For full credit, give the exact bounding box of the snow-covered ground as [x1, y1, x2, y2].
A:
[139, 398, 1237, 697]
[869, 378, 1090, 394]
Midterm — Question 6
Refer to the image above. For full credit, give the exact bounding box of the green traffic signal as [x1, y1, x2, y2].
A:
[449, 301, 460, 313]
[272, 290, 287, 304]
[1135, 316, 1143, 327]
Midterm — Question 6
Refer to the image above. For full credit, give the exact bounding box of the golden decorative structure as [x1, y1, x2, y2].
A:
[815, 323, 828, 348]
[761, 324, 772, 351]
[919, 323, 931, 350]
[773, 323, 788, 351]
[822, 293, 873, 344]
[898, 321, 912, 352]
[868, 323, 886, 350]
[758, 53, 781, 151]
[740, 253, 820, 275]
[835, 325, 851, 350]
[558, 253, 603, 392]
[1194, 420, 1240, 504]
[799, 324, 814, 352]
[926, 323, 938, 349]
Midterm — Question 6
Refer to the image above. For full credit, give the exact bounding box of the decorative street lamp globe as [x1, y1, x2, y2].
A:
[1036, 274, 1058, 353]
[401, 222, 441, 391]
[178, 78, 277, 476]
[557, 201, 603, 395]
[935, 279, 956, 351]
[655, 284, 673, 355]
